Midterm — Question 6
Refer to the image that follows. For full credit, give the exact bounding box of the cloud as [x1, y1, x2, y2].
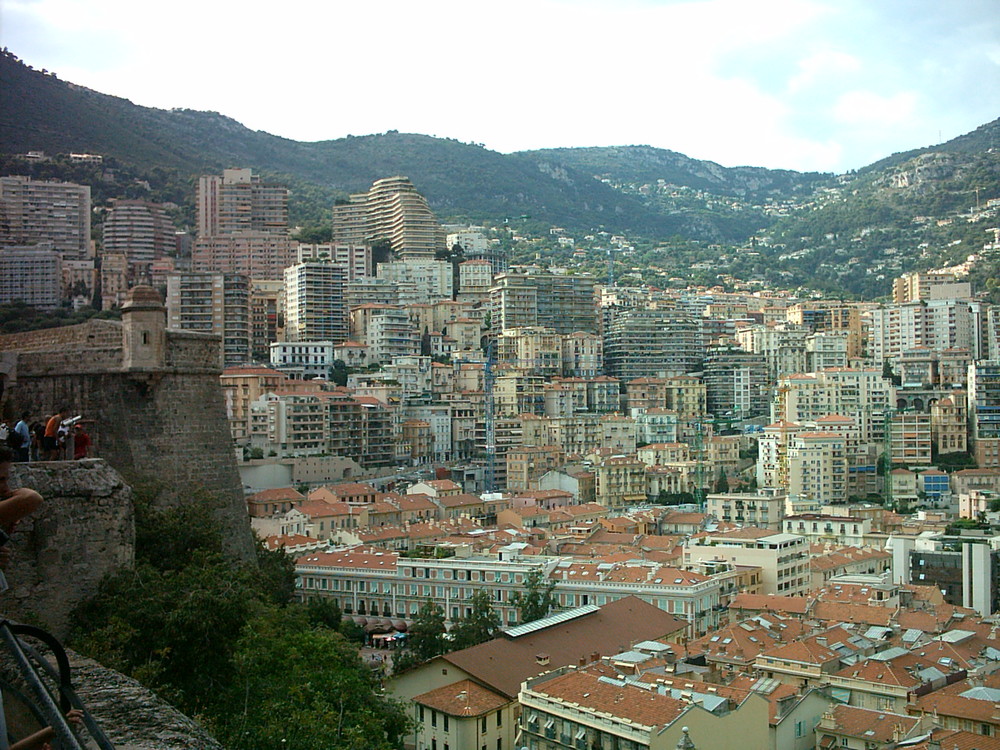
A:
[833, 90, 919, 127]
[2, 0, 997, 173]
[787, 50, 862, 95]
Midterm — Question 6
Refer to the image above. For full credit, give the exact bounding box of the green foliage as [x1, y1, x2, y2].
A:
[653, 491, 696, 506]
[714, 468, 729, 494]
[946, 518, 992, 534]
[933, 452, 976, 470]
[510, 568, 557, 625]
[72, 549, 265, 711]
[330, 359, 349, 387]
[0, 302, 119, 335]
[306, 596, 343, 629]
[293, 223, 334, 244]
[404, 600, 448, 663]
[214, 607, 409, 750]
[70, 496, 402, 747]
[449, 590, 500, 650]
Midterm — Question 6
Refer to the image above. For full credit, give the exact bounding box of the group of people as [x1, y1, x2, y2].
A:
[0, 408, 90, 463]
[0, 446, 85, 747]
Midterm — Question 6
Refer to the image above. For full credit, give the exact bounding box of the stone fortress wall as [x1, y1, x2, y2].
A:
[0, 286, 255, 560]
[4, 460, 134, 639]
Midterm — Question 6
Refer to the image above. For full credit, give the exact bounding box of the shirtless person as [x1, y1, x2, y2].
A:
[0, 446, 42, 534]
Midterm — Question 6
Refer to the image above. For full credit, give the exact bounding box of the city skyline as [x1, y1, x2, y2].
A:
[4, 0, 998, 174]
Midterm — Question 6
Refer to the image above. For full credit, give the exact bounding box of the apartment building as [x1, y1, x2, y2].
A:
[457, 258, 494, 301]
[220, 365, 288, 445]
[782, 514, 871, 546]
[774, 369, 894, 442]
[197, 168, 288, 237]
[191, 232, 297, 279]
[331, 176, 445, 259]
[969, 361, 1000, 467]
[165, 272, 250, 366]
[269, 341, 336, 379]
[377, 259, 453, 303]
[521, 414, 636, 457]
[684, 529, 810, 596]
[497, 326, 563, 376]
[805, 332, 849, 372]
[603, 306, 702, 381]
[283, 261, 348, 343]
[297, 242, 371, 280]
[249, 278, 283, 363]
[248, 389, 394, 467]
[702, 342, 770, 418]
[0, 175, 91, 260]
[736, 322, 809, 381]
[594, 455, 648, 508]
[491, 270, 599, 335]
[706, 490, 786, 531]
[102, 199, 174, 273]
[296, 548, 724, 634]
[892, 535, 1000, 616]
[560, 331, 602, 377]
[506, 446, 566, 492]
[370, 307, 420, 364]
[888, 411, 932, 465]
[787, 431, 849, 503]
[868, 299, 983, 363]
[893, 270, 963, 303]
[0, 244, 61, 309]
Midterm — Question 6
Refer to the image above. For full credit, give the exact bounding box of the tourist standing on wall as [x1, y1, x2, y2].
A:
[43, 407, 68, 461]
[13, 413, 31, 463]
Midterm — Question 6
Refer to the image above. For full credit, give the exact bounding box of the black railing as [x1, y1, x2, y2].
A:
[0, 619, 114, 749]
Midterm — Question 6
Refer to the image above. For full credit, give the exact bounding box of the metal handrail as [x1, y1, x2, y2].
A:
[0, 619, 115, 750]
[16, 636, 114, 749]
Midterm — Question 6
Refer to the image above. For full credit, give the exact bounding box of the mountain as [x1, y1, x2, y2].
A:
[519, 145, 830, 201]
[3, 48, 998, 287]
[0, 50, 801, 241]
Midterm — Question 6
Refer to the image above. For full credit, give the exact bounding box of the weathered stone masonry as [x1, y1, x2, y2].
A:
[0, 286, 255, 560]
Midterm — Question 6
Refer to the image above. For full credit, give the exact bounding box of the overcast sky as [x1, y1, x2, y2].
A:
[3, 0, 998, 173]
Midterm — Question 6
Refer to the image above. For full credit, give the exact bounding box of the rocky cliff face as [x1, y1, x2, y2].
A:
[0, 646, 224, 750]
[6, 460, 134, 640]
[67, 650, 225, 750]
[0, 461, 224, 748]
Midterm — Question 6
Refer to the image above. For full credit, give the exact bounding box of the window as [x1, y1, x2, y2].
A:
[419, 705, 425, 721]
[482, 716, 487, 732]
[432, 710, 437, 728]
[497, 711, 502, 727]
[444, 715, 449, 732]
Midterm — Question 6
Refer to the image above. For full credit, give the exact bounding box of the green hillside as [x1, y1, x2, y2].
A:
[521, 145, 830, 200]
[0, 50, 798, 241]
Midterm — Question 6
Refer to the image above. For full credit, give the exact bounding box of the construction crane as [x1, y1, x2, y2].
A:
[484, 337, 496, 494]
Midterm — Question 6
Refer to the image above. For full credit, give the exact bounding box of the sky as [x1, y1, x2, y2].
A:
[3, 0, 999, 173]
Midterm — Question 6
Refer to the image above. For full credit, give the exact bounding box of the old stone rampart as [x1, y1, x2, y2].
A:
[0, 290, 255, 560]
[5, 460, 134, 639]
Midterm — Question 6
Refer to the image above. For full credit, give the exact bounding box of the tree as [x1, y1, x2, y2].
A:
[329, 359, 349, 387]
[714, 468, 729, 493]
[403, 599, 448, 663]
[449, 590, 500, 650]
[71, 490, 406, 748]
[215, 608, 409, 750]
[306, 596, 343, 629]
[510, 568, 557, 625]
